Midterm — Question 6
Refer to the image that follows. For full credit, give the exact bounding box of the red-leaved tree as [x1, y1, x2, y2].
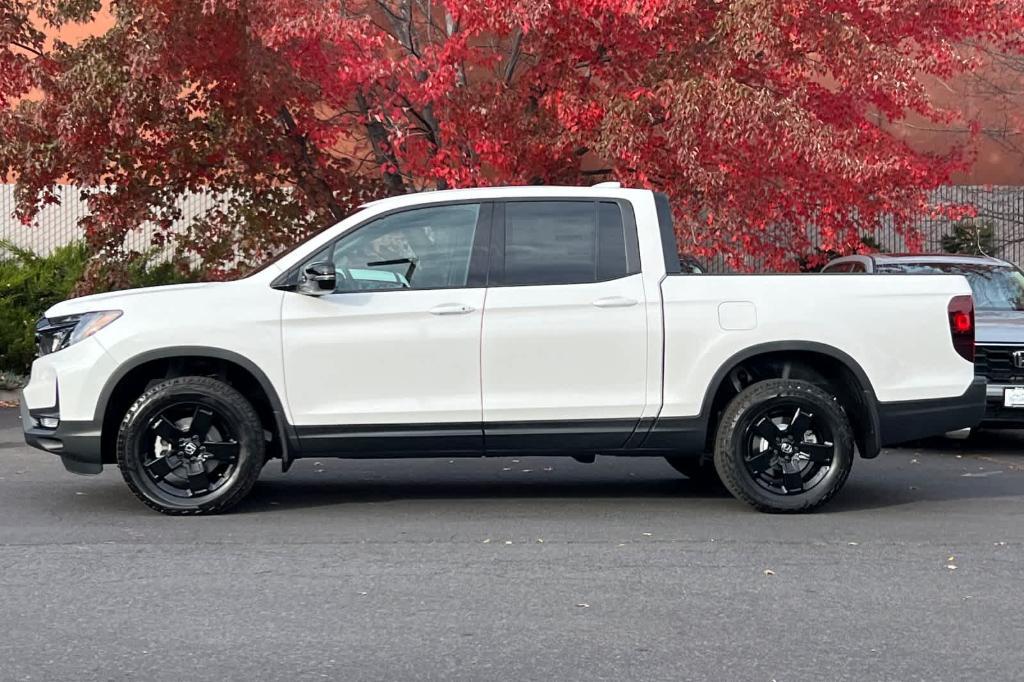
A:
[3, 0, 1024, 286]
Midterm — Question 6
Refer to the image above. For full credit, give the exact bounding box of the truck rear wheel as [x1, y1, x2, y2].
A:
[115, 376, 265, 515]
[713, 379, 853, 513]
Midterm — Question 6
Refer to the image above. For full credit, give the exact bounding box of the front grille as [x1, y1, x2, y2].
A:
[975, 345, 1024, 384]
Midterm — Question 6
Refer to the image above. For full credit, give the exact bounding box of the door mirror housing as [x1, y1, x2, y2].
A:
[298, 262, 337, 296]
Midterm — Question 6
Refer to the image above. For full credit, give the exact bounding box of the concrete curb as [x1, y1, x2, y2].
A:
[0, 389, 21, 404]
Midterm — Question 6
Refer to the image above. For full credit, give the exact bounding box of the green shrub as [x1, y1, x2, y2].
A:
[941, 220, 997, 256]
[0, 370, 28, 390]
[0, 241, 200, 375]
[0, 241, 90, 375]
[120, 252, 200, 289]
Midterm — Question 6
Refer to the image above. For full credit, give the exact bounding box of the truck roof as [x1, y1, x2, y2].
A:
[359, 184, 641, 210]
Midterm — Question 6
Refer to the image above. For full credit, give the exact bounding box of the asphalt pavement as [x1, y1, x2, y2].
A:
[1, 407, 1022, 681]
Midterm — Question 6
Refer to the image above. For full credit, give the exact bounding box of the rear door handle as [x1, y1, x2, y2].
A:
[429, 303, 477, 315]
[592, 296, 638, 308]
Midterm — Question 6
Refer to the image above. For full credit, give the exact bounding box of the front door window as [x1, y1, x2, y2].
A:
[324, 204, 481, 292]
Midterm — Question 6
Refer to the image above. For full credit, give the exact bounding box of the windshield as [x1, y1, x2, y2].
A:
[876, 262, 1024, 311]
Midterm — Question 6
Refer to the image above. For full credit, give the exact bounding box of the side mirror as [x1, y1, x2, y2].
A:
[298, 261, 337, 296]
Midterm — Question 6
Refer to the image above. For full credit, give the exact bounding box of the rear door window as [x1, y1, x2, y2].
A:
[500, 201, 634, 286]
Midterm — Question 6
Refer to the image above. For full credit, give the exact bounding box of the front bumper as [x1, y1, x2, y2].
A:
[876, 376, 987, 446]
[21, 393, 104, 475]
[20, 336, 115, 474]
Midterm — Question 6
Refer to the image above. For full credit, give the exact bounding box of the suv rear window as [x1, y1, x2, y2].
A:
[877, 261, 1024, 311]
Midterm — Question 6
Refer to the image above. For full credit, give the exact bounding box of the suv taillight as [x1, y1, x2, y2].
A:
[948, 295, 975, 363]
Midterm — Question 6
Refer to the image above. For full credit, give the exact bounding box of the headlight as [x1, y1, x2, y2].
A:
[36, 310, 123, 357]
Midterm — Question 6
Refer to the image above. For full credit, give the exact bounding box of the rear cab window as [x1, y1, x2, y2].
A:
[494, 200, 640, 286]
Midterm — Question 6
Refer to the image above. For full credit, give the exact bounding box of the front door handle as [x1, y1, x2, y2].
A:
[592, 296, 638, 308]
[429, 303, 477, 316]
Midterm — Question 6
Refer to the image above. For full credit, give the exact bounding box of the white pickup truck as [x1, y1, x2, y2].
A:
[22, 185, 985, 514]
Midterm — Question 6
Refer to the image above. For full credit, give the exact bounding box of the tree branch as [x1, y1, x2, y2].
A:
[8, 41, 44, 58]
[503, 29, 523, 84]
[277, 106, 346, 220]
[354, 91, 407, 194]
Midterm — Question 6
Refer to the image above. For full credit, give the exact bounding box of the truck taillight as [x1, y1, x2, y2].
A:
[948, 295, 975, 363]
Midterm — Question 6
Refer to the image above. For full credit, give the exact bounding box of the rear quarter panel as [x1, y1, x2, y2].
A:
[660, 273, 975, 417]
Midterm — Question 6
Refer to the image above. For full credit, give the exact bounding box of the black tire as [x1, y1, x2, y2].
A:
[664, 456, 723, 487]
[116, 376, 265, 515]
[713, 379, 853, 513]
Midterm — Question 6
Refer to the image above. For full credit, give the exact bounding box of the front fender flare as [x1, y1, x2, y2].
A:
[94, 346, 299, 470]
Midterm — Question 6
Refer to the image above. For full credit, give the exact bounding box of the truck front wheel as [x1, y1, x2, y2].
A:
[115, 376, 265, 515]
[713, 379, 854, 513]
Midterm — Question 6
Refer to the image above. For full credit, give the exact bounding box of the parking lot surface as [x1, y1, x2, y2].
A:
[1, 407, 1022, 681]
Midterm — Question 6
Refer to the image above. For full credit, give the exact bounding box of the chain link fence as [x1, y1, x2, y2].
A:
[0, 185, 223, 263]
[864, 185, 1024, 265]
[3, 183, 1024, 270]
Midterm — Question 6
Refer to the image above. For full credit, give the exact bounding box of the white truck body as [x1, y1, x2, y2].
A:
[21, 185, 985, 513]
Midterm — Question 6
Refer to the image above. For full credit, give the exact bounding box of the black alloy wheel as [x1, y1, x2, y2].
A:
[142, 402, 241, 499]
[714, 379, 854, 513]
[743, 402, 835, 496]
[116, 376, 265, 515]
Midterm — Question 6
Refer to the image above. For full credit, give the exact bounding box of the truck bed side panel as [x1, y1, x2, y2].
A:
[659, 273, 976, 418]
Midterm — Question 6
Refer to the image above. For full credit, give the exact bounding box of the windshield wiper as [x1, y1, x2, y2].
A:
[366, 257, 417, 284]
